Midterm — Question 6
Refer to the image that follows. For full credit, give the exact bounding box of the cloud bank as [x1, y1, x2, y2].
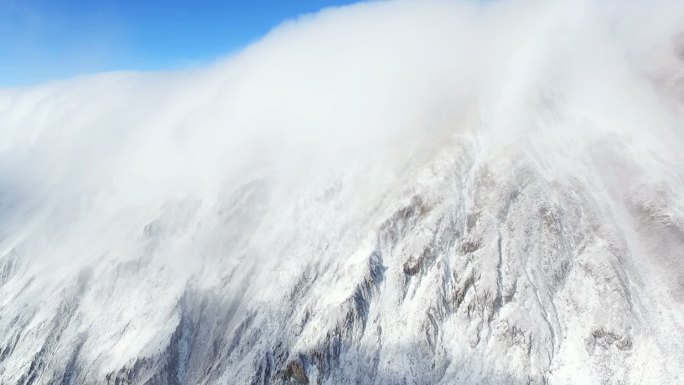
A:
[1, 1, 684, 379]
[0, 0, 682, 290]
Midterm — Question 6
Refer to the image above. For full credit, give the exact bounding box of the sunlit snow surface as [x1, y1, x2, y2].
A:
[1, 1, 683, 384]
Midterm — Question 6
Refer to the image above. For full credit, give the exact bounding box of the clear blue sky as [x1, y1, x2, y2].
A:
[0, 0, 361, 87]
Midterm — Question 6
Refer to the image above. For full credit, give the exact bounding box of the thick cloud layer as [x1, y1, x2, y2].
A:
[0, 1, 684, 381]
[0, 0, 683, 294]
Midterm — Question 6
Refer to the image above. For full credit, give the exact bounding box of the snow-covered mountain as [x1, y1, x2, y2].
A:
[1, 1, 683, 384]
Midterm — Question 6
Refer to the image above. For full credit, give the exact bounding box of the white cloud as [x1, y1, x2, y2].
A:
[0, 0, 682, 282]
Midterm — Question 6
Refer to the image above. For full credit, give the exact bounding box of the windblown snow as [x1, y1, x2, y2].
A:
[0, 1, 683, 384]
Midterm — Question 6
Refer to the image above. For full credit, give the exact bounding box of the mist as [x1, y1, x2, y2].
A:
[0, 0, 681, 270]
[1, 0, 684, 381]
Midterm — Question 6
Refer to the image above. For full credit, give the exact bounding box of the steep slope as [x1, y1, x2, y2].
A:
[1, 1, 683, 384]
[2, 128, 683, 385]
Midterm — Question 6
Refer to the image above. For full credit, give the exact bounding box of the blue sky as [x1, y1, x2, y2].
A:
[0, 0, 360, 87]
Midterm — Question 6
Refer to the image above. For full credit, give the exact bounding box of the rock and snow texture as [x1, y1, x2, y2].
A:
[0, 0, 683, 384]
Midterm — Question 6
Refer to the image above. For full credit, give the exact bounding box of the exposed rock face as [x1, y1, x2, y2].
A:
[0, 133, 682, 385]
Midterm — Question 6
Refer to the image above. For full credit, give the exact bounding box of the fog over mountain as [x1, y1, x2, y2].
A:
[1, 0, 683, 384]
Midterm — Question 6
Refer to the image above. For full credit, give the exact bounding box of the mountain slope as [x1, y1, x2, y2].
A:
[0, 1, 683, 384]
